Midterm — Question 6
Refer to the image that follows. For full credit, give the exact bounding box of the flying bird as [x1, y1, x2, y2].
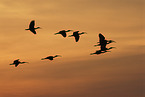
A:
[54, 30, 72, 37]
[91, 40, 111, 55]
[94, 33, 115, 46]
[90, 50, 106, 55]
[90, 47, 115, 55]
[41, 55, 62, 61]
[25, 20, 41, 34]
[68, 31, 87, 42]
[91, 35, 116, 55]
[9, 59, 28, 67]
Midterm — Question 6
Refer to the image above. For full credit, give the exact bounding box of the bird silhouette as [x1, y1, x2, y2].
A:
[9, 59, 28, 67]
[25, 20, 41, 34]
[91, 40, 110, 55]
[90, 50, 106, 55]
[90, 47, 114, 55]
[41, 55, 62, 61]
[91, 34, 116, 55]
[54, 30, 72, 37]
[94, 33, 115, 46]
[68, 31, 87, 42]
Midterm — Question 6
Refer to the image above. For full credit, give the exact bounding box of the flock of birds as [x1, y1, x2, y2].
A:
[10, 20, 116, 67]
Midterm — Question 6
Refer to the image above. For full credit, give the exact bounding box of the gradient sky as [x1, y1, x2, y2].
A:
[0, 0, 144, 97]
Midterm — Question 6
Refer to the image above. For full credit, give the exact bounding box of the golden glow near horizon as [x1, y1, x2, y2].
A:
[0, 0, 144, 97]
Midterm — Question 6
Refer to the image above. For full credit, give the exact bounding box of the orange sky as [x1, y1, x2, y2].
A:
[0, 0, 144, 97]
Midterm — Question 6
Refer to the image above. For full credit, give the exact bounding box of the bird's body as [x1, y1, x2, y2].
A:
[100, 40, 108, 51]
[54, 30, 72, 37]
[10, 59, 28, 67]
[41, 55, 61, 61]
[25, 20, 40, 34]
[69, 31, 87, 42]
[73, 31, 80, 42]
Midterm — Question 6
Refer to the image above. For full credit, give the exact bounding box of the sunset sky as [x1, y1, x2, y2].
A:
[0, 0, 144, 97]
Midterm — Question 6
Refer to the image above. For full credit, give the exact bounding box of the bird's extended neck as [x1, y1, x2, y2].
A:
[54, 55, 61, 57]
[35, 27, 40, 29]
[20, 62, 28, 64]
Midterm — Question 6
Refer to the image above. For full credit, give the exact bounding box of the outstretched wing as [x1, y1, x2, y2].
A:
[99, 33, 105, 41]
[29, 20, 35, 29]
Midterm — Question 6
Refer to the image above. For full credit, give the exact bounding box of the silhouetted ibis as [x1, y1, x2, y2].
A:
[25, 20, 40, 34]
[10, 59, 28, 67]
[90, 50, 105, 55]
[68, 31, 87, 42]
[94, 33, 115, 46]
[41, 55, 61, 61]
[54, 30, 72, 37]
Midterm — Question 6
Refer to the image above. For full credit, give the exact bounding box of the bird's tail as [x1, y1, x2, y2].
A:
[25, 29, 29, 30]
